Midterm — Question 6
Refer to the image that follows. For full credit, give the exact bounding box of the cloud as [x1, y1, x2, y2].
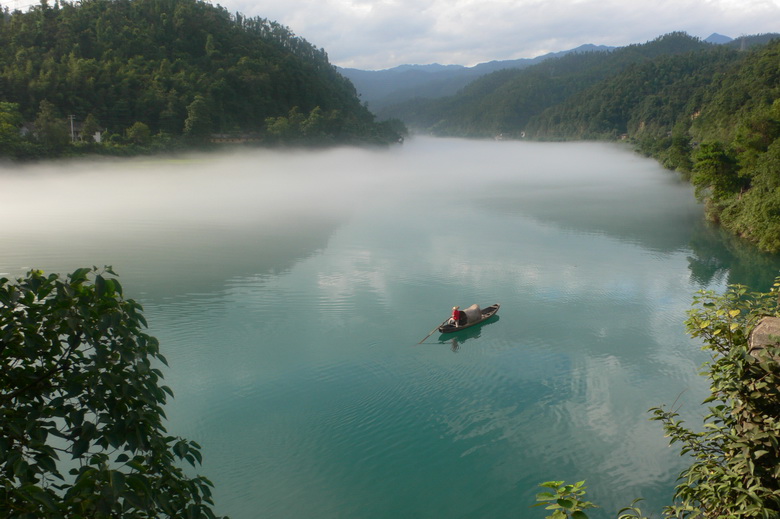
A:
[217, 0, 780, 69]
[0, 0, 774, 68]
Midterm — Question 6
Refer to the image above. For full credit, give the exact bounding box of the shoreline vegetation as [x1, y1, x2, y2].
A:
[386, 33, 780, 255]
[537, 281, 780, 519]
[0, 0, 406, 162]
[0, 1, 777, 253]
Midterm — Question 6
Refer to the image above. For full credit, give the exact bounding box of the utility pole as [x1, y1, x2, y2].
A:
[68, 114, 75, 142]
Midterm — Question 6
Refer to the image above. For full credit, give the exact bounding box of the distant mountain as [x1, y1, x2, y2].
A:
[704, 32, 780, 49]
[338, 44, 614, 112]
[705, 33, 733, 44]
[382, 32, 710, 135]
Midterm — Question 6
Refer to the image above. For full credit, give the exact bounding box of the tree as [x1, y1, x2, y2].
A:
[265, 106, 307, 141]
[183, 95, 213, 140]
[691, 142, 743, 202]
[301, 106, 326, 139]
[651, 280, 780, 518]
[0, 267, 224, 518]
[80, 113, 102, 143]
[33, 100, 71, 154]
[665, 121, 693, 173]
[0, 102, 24, 157]
[125, 121, 151, 146]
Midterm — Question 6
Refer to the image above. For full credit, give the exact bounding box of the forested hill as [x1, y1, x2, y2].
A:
[383, 32, 716, 134]
[525, 36, 780, 253]
[386, 32, 780, 254]
[0, 0, 404, 158]
[338, 44, 614, 112]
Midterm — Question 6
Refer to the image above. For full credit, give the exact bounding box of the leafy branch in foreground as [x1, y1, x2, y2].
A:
[0, 267, 225, 518]
[533, 480, 597, 519]
[536, 281, 780, 519]
[534, 480, 648, 519]
[650, 280, 780, 518]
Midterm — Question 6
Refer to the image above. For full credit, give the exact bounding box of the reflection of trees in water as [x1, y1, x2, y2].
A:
[688, 220, 780, 290]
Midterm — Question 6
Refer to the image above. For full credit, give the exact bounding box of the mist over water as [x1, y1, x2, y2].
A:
[2, 137, 780, 518]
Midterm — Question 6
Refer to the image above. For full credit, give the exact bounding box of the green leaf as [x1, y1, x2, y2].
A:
[109, 470, 126, 494]
[27, 486, 60, 512]
[557, 498, 574, 509]
[34, 454, 58, 474]
[70, 267, 91, 283]
[71, 438, 90, 459]
[95, 274, 106, 297]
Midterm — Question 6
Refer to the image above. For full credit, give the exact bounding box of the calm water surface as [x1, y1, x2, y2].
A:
[2, 137, 780, 518]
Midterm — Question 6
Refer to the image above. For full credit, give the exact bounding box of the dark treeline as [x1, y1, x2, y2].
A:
[388, 32, 780, 254]
[383, 32, 712, 136]
[0, 0, 405, 158]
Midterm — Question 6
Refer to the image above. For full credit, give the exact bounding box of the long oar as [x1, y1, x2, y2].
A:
[418, 319, 449, 344]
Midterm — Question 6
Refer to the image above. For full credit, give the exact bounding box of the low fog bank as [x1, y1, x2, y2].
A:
[0, 147, 388, 296]
[0, 138, 728, 296]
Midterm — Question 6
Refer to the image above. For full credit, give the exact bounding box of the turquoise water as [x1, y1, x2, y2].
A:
[2, 137, 779, 518]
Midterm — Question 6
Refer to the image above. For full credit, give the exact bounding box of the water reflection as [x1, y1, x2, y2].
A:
[2, 138, 778, 519]
[687, 220, 780, 290]
[470, 142, 701, 254]
[437, 315, 501, 351]
[465, 141, 780, 292]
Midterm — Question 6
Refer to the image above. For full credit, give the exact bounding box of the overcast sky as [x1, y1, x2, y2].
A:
[1, 0, 778, 69]
[217, 0, 779, 69]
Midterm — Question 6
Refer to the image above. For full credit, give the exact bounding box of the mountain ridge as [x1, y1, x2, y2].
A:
[338, 44, 615, 111]
[365, 31, 780, 254]
[337, 31, 772, 112]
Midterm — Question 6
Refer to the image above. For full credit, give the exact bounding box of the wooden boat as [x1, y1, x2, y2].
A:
[438, 303, 500, 334]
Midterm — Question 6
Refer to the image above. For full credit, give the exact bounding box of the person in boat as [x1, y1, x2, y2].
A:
[450, 306, 461, 327]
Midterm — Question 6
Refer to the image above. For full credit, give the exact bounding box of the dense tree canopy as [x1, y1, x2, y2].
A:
[387, 32, 711, 137]
[0, 267, 224, 518]
[0, 0, 403, 158]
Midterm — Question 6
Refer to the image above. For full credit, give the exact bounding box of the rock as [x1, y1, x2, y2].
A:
[748, 317, 780, 360]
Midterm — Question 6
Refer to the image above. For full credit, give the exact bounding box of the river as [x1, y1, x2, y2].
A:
[2, 137, 779, 518]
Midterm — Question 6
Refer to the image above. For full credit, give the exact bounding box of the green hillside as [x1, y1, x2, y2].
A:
[0, 0, 404, 158]
[527, 37, 780, 253]
[388, 33, 780, 254]
[387, 32, 710, 136]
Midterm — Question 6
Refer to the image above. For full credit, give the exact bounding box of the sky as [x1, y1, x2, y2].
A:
[2, 0, 778, 69]
[217, 0, 780, 69]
